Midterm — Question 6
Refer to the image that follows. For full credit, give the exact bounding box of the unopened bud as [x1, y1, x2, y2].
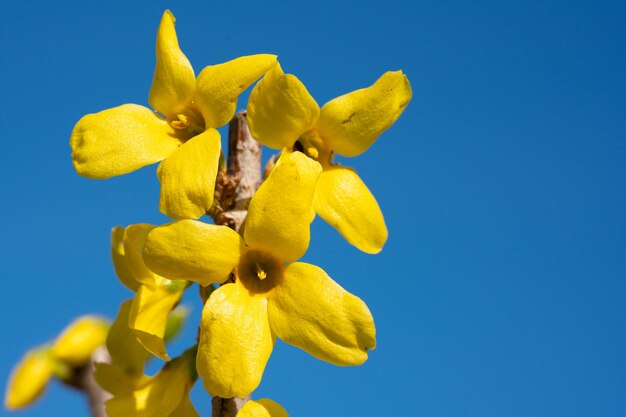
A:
[51, 316, 110, 366]
[5, 346, 55, 410]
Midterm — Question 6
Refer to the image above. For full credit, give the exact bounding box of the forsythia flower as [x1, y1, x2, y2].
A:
[105, 300, 153, 374]
[111, 225, 188, 361]
[142, 151, 376, 398]
[4, 347, 54, 410]
[104, 348, 199, 417]
[70, 10, 276, 219]
[94, 301, 186, 402]
[94, 362, 151, 398]
[237, 399, 289, 417]
[5, 316, 110, 409]
[247, 64, 412, 253]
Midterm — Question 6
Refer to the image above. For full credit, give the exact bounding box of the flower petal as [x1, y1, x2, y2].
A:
[70, 104, 181, 179]
[237, 399, 289, 417]
[4, 347, 54, 410]
[268, 262, 376, 366]
[244, 151, 321, 263]
[255, 399, 289, 417]
[107, 300, 151, 373]
[247, 63, 320, 149]
[197, 283, 274, 398]
[93, 363, 151, 396]
[157, 129, 221, 219]
[316, 71, 412, 157]
[195, 54, 277, 128]
[51, 316, 110, 366]
[148, 10, 196, 117]
[170, 394, 200, 417]
[111, 227, 142, 292]
[106, 353, 192, 417]
[143, 220, 244, 285]
[313, 166, 387, 254]
[123, 224, 166, 288]
[129, 284, 185, 361]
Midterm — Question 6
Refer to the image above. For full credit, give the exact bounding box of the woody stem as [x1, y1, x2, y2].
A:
[212, 111, 262, 417]
[222, 110, 263, 229]
[65, 347, 111, 417]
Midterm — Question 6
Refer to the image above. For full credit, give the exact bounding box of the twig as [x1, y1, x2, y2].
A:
[63, 347, 112, 417]
[210, 111, 262, 416]
[221, 111, 262, 230]
[211, 396, 250, 417]
[81, 348, 112, 417]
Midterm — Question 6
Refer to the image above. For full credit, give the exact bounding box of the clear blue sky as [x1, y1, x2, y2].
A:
[1, 1, 625, 416]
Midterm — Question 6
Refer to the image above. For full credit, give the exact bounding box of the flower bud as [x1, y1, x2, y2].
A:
[5, 347, 54, 410]
[51, 316, 110, 366]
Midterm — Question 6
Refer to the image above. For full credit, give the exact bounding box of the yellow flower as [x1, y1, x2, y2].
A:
[4, 347, 55, 410]
[237, 399, 289, 417]
[247, 64, 412, 253]
[104, 348, 199, 417]
[142, 151, 376, 398]
[111, 225, 188, 361]
[70, 10, 277, 219]
[105, 300, 152, 374]
[51, 315, 110, 366]
[96, 301, 184, 400]
[93, 362, 151, 397]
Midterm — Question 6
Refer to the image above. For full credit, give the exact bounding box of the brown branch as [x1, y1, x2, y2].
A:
[212, 396, 250, 417]
[221, 111, 262, 231]
[63, 347, 112, 417]
[210, 111, 262, 416]
[81, 348, 112, 417]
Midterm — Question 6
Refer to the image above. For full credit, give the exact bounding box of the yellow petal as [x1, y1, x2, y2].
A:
[107, 300, 151, 373]
[123, 224, 166, 288]
[197, 283, 274, 398]
[93, 363, 151, 396]
[247, 63, 320, 149]
[51, 316, 110, 366]
[268, 262, 376, 366]
[70, 104, 181, 179]
[244, 151, 321, 263]
[316, 71, 412, 157]
[157, 129, 221, 219]
[4, 347, 54, 410]
[129, 284, 185, 361]
[195, 54, 277, 128]
[106, 353, 192, 417]
[143, 220, 244, 285]
[170, 394, 200, 417]
[313, 166, 387, 254]
[111, 227, 142, 292]
[148, 10, 196, 117]
[236, 399, 289, 417]
[255, 399, 289, 417]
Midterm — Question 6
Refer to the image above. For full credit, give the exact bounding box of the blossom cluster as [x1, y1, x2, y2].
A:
[5, 10, 411, 416]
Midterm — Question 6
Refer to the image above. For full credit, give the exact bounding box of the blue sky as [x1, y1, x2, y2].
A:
[1, 0, 625, 416]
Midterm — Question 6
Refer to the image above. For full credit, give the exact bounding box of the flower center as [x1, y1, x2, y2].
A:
[236, 250, 284, 295]
[295, 130, 332, 165]
[168, 104, 205, 141]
